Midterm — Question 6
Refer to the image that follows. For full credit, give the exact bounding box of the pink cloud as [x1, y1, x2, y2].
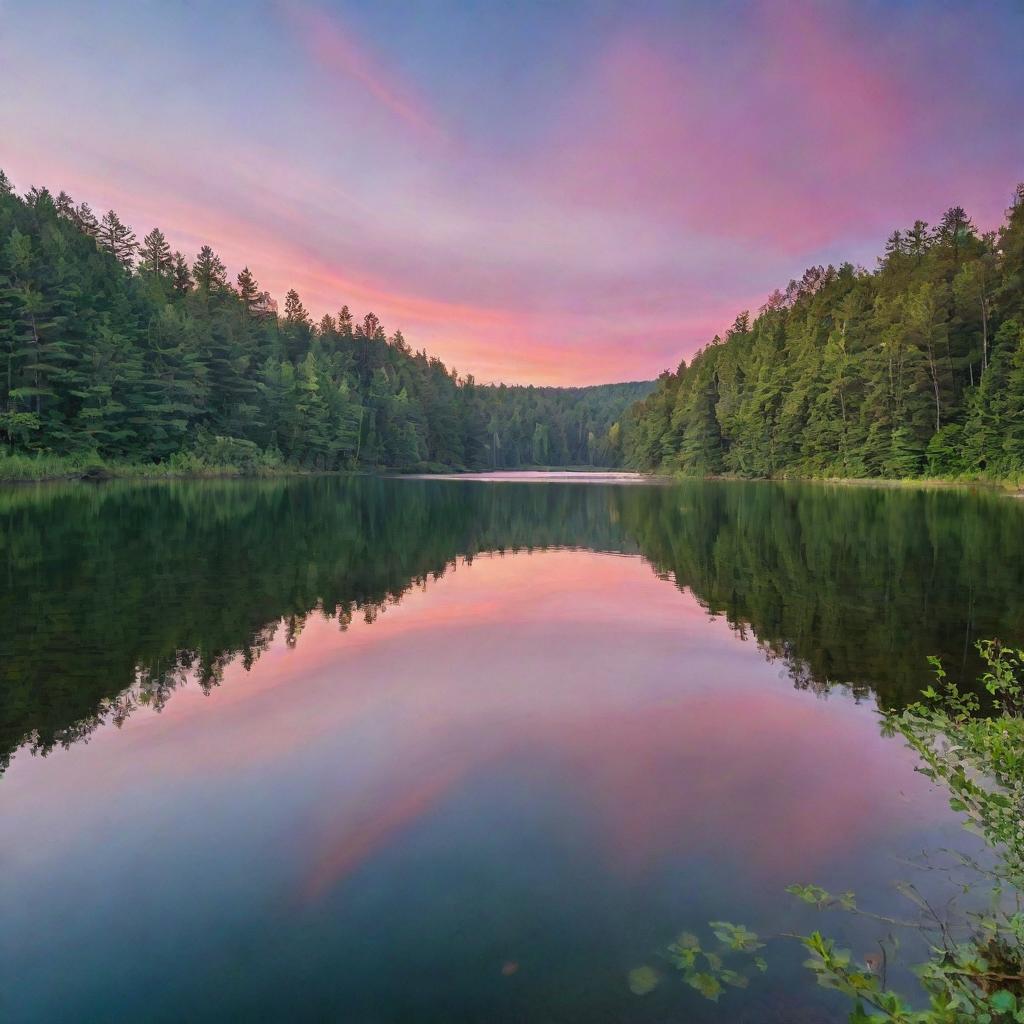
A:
[282, 0, 448, 145]
[530, 3, 1015, 255]
[5, 1, 1020, 386]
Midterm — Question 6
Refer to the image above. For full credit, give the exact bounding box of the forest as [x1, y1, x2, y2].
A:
[7, 167, 1024, 485]
[0, 170, 649, 476]
[623, 184, 1024, 481]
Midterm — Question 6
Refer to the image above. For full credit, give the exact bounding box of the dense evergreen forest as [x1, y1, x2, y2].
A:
[623, 184, 1024, 480]
[0, 170, 649, 475]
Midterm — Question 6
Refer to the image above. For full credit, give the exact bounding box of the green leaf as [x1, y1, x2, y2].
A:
[627, 965, 659, 996]
[720, 969, 749, 989]
[989, 989, 1016, 1013]
[686, 972, 722, 1001]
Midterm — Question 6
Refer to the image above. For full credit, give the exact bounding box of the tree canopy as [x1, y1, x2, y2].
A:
[623, 186, 1024, 481]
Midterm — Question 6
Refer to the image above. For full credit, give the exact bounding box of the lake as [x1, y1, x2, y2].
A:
[2, 474, 1022, 1023]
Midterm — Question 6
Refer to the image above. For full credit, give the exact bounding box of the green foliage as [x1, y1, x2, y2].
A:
[901, 644, 1024, 882]
[623, 186, 1024, 483]
[684, 643, 1024, 1022]
[626, 965, 659, 995]
[665, 923, 765, 1001]
[0, 171, 651, 475]
[191, 432, 283, 475]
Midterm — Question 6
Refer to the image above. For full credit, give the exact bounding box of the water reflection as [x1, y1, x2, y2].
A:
[0, 545, 965, 1023]
[2, 476, 1022, 770]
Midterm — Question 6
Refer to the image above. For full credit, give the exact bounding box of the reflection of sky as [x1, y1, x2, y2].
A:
[0, 551, 967, 1021]
[3, 1, 1023, 383]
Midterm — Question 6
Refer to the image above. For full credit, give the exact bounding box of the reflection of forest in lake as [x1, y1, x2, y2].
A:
[3, 475, 1023, 769]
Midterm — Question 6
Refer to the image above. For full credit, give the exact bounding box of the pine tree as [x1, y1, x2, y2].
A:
[192, 245, 227, 291]
[337, 305, 353, 337]
[937, 205, 975, 259]
[72, 202, 99, 237]
[25, 186, 53, 208]
[284, 289, 309, 325]
[54, 191, 75, 219]
[171, 252, 192, 295]
[96, 210, 139, 267]
[2, 227, 58, 420]
[236, 266, 259, 312]
[281, 289, 311, 362]
[906, 220, 930, 264]
[140, 304, 208, 457]
[361, 311, 380, 338]
[139, 228, 173, 277]
[294, 352, 331, 466]
[880, 230, 905, 271]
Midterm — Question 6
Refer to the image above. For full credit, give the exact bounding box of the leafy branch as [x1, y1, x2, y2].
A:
[660, 642, 1024, 1022]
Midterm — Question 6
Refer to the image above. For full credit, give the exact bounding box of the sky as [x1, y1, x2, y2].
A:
[2, 0, 1023, 385]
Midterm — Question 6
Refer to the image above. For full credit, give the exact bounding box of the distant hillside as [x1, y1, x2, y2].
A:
[623, 184, 1024, 481]
[477, 380, 654, 468]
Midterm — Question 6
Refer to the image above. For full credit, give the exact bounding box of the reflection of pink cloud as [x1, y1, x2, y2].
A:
[301, 759, 473, 903]
[540, 694, 899, 878]
[3, 551, 952, 907]
[292, 680, 927, 899]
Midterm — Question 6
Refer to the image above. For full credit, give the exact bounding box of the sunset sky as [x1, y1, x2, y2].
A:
[3, 0, 1023, 385]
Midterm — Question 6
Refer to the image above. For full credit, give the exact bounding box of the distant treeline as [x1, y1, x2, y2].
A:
[0, 170, 650, 473]
[623, 184, 1024, 480]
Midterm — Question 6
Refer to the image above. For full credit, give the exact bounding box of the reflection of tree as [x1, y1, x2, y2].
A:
[2, 478, 1023, 770]
[623, 481, 1024, 709]
[0, 478, 638, 769]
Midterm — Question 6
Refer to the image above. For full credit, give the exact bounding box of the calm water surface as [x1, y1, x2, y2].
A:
[2, 475, 1023, 1022]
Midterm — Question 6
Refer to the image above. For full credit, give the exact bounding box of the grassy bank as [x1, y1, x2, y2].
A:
[6, 450, 1021, 492]
[0, 451, 317, 483]
[0, 446, 639, 483]
[0, 451, 487, 483]
[667, 468, 1024, 494]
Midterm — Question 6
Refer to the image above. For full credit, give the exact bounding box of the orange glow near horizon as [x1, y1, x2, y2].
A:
[6, 2, 1020, 384]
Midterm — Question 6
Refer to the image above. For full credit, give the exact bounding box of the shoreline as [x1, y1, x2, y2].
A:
[0, 461, 627, 486]
[696, 472, 1023, 495]
[1, 458, 1021, 494]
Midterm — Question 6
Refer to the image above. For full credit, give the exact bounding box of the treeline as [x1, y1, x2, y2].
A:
[0, 170, 648, 473]
[623, 184, 1024, 479]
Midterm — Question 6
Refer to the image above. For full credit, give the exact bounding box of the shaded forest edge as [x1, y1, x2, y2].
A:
[0, 169, 651, 480]
[621, 183, 1024, 486]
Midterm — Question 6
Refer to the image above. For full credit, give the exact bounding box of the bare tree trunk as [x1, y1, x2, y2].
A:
[926, 339, 941, 432]
[30, 312, 40, 415]
[981, 293, 989, 375]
